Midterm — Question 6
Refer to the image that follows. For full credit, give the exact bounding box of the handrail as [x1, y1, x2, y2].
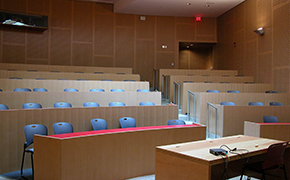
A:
[187, 90, 196, 122]
[152, 69, 158, 91]
[162, 75, 168, 99]
[207, 102, 218, 139]
[173, 82, 180, 109]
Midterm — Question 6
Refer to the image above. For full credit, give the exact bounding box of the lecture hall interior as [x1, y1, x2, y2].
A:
[0, 0, 290, 180]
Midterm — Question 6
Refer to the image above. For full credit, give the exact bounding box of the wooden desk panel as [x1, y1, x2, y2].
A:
[34, 125, 206, 180]
[156, 135, 287, 180]
[0, 105, 178, 174]
[244, 121, 290, 141]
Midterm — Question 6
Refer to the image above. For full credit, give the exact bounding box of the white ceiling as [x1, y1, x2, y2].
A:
[79, 0, 245, 17]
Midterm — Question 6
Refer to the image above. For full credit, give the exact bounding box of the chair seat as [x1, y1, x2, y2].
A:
[25, 148, 34, 153]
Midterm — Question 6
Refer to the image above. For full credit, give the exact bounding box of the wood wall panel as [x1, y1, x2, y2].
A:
[234, 30, 245, 75]
[27, 31, 49, 59]
[196, 18, 216, 42]
[179, 50, 189, 69]
[73, 1, 93, 42]
[115, 27, 134, 68]
[94, 56, 114, 67]
[50, 29, 71, 65]
[257, 53, 272, 83]
[94, 3, 113, 14]
[94, 14, 114, 56]
[244, 41, 257, 79]
[176, 17, 194, 24]
[51, 0, 72, 28]
[176, 24, 195, 40]
[156, 17, 175, 52]
[72, 43, 93, 66]
[116, 14, 135, 27]
[2, 44, 25, 63]
[273, 4, 290, 67]
[273, 0, 289, 6]
[27, 0, 50, 15]
[233, 3, 244, 32]
[2, 0, 26, 13]
[273, 68, 290, 93]
[136, 15, 155, 39]
[156, 53, 175, 69]
[244, 0, 257, 41]
[135, 40, 154, 82]
[2, 28, 25, 44]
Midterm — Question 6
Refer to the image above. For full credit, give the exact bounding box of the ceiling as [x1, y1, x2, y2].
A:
[78, 0, 245, 17]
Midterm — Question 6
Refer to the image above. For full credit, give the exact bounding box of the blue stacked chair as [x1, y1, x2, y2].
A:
[83, 102, 100, 107]
[0, 104, 9, 110]
[22, 103, 42, 109]
[91, 119, 107, 130]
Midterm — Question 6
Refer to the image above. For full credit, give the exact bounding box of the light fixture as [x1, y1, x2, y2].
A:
[186, 2, 191, 5]
[254, 27, 264, 35]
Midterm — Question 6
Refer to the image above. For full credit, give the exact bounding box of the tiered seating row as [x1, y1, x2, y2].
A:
[0, 105, 179, 174]
[0, 92, 161, 109]
[0, 63, 133, 74]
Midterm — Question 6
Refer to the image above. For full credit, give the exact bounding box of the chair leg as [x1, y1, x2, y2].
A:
[31, 153, 34, 180]
[20, 150, 26, 176]
[283, 164, 287, 180]
[240, 167, 246, 180]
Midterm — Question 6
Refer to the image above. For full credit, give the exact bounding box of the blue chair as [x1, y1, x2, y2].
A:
[21, 124, 48, 177]
[139, 101, 155, 106]
[206, 90, 219, 93]
[77, 79, 87, 81]
[220, 102, 235, 106]
[36, 78, 46, 80]
[119, 117, 136, 128]
[91, 119, 107, 130]
[64, 88, 78, 92]
[83, 102, 100, 107]
[0, 104, 9, 110]
[53, 122, 73, 134]
[101, 79, 112, 81]
[10, 77, 22, 79]
[183, 81, 194, 83]
[270, 102, 283, 106]
[167, 119, 186, 125]
[110, 89, 124, 92]
[54, 102, 72, 108]
[0, 89, 2, 92]
[265, 90, 278, 93]
[205, 81, 213, 83]
[33, 88, 48, 92]
[74, 71, 84, 73]
[14, 88, 31, 92]
[263, 116, 278, 123]
[137, 89, 150, 92]
[227, 90, 240, 93]
[124, 80, 135, 82]
[58, 79, 67, 80]
[248, 102, 264, 106]
[220, 82, 230, 84]
[90, 88, 105, 92]
[22, 103, 42, 109]
[94, 72, 103, 74]
[109, 102, 125, 107]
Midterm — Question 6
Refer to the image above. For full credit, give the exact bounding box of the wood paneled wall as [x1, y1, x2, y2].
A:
[215, 0, 290, 93]
[0, 0, 217, 85]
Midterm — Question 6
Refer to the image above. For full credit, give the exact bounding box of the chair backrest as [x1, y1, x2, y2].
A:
[119, 117, 136, 128]
[262, 141, 289, 170]
[124, 80, 135, 82]
[91, 119, 107, 130]
[206, 90, 219, 93]
[183, 81, 194, 83]
[109, 102, 125, 107]
[139, 101, 155, 106]
[33, 88, 48, 92]
[167, 119, 186, 125]
[265, 90, 278, 93]
[227, 90, 240, 93]
[83, 102, 100, 107]
[64, 88, 78, 92]
[53, 122, 73, 134]
[77, 79, 87, 81]
[0, 89, 2, 92]
[14, 88, 31, 92]
[248, 102, 264, 106]
[110, 89, 124, 92]
[24, 124, 48, 147]
[101, 79, 112, 81]
[269, 102, 283, 106]
[205, 81, 213, 83]
[0, 104, 9, 110]
[36, 78, 46, 80]
[10, 77, 22, 79]
[22, 103, 42, 109]
[54, 102, 72, 108]
[136, 89, 150, 92]
[90, 88, 105, 92]
[263, 116, 278, 123]
[220, 101, 235, 106]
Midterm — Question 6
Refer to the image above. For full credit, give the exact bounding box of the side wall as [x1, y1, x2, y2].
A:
[0, 0, 216, 85]
[215, 0, 290, 93]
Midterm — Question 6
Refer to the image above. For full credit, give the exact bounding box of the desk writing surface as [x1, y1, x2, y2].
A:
[156, 135, 281, 166]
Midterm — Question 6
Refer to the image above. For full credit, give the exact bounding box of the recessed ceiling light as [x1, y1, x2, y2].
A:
[186, 2, 191, 6]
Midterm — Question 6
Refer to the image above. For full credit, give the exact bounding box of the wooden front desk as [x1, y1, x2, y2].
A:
[34, 124, 206, 180]
[156, 135, 289, 180]
[244, 121, 290, 141]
